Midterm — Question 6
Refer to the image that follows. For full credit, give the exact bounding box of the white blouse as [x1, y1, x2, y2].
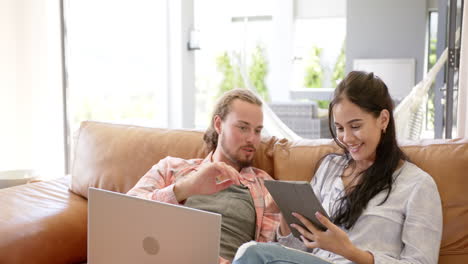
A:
[277, 154, 443, 264]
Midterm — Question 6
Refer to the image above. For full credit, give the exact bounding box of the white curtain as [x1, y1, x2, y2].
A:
[457, 3, 468, 138]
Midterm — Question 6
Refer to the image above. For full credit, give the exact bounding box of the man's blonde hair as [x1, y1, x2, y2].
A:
[203, 89, 262, 152]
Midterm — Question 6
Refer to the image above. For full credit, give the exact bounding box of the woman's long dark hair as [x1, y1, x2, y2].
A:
[328, 71, 408, 229]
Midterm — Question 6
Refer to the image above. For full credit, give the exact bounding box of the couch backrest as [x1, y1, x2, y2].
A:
[70, 121, 468, 263]
[400, 138, 468, 259]
[70, 121, 279, 198]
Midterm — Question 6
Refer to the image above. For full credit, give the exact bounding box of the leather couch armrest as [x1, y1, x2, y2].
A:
[0, 176, 88, 264]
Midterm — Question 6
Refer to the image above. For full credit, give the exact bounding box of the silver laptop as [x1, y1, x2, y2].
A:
[88, 187, 221, 264]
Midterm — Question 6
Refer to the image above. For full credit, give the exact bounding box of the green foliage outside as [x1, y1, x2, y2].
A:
[249, 45, 270, 101]
[426, 37, 437, 130]
[428, 38, 437, 70]
[216, 45, 270, 101]
[303, 46, 323, 88]
[303, 45, 329, 109]
[331, 40, 346, 87]
[314, 100, 329, 109]
[216, 51, 244, 96]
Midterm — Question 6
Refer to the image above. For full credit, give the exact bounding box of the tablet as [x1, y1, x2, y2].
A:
[264, 180, 330, 238]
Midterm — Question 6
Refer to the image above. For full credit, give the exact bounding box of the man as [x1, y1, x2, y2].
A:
[127, 88, 280, 263]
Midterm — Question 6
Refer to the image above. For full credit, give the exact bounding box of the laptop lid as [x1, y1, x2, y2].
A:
[88, 187, 221, 264]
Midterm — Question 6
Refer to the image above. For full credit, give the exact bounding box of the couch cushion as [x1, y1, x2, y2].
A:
[0, 176, 87, 264]
[400, 138, 468, 260]
[70, 121, 279, 198]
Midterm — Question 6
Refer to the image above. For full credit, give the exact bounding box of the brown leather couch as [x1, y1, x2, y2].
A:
[1, 121, 467, 264]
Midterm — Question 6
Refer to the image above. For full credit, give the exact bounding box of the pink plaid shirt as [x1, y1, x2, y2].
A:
[127, 153, 280, 264]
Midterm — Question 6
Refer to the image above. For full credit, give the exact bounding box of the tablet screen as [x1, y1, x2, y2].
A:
[265, 180, 330, 238]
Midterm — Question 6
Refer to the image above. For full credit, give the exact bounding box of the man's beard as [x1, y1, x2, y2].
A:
[220, 135, 254, 169]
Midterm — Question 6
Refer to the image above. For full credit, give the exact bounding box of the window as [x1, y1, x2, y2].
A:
[194, 0, 274, 129]
[64, 0, 169, 134]
[292, 18, 346, 90]
[193, 1, 344, 139]
[424, 11, 438, 138]
[63, 0, 169, 164]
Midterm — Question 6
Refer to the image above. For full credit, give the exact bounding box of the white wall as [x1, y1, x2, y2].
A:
[346, 0, 427, 83]
[427, 0, 438, 10]
[295, 0, 346, 18]
[0, 0, 65, 177]
[269, 0, 294, 102]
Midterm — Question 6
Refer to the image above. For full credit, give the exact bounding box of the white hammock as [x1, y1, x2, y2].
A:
[394, 28, 460, 140]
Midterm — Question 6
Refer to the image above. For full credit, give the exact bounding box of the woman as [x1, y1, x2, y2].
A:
[233, 71, 442, 264]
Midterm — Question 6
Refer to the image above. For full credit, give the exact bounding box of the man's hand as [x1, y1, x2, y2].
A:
[173, 162, 241, 202]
